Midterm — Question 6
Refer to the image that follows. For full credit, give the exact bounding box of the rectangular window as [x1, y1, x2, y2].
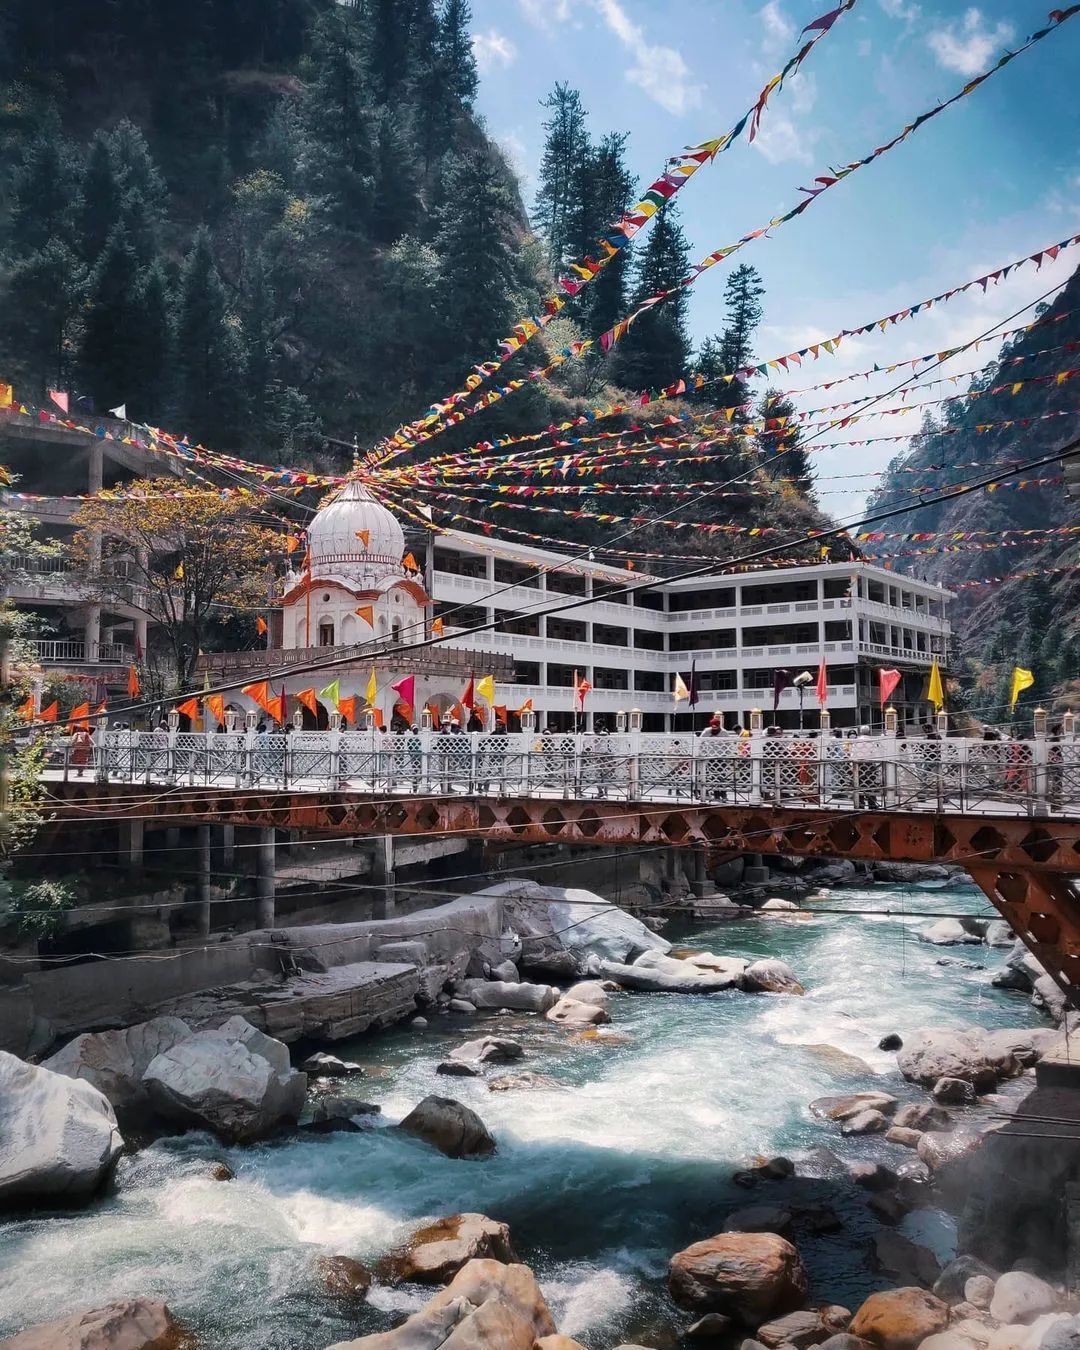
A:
[823, 576, 852, 599]
[514, 661, 540, 684]
[494, 608, 539, 637]
[547, 616, 588, 643]
[593, 623, 628, 647]
[433, 549, 486, 579]
[670, 628, 736, 652]
[633, 590, 665, 611]
[593, 581, 627, 604]
[593, 667, 629, 691]
[545, 570, 587, 596]
[633, 628, 664, 651]
[494, 559, 539, 588]
[668, 586, 736, 612]
[546, 663, 578, 688]
[824, 620, 852, 642]
[634, 670, 665, 692]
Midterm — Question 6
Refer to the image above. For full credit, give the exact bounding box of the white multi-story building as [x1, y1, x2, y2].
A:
[429, 528, 952, 733]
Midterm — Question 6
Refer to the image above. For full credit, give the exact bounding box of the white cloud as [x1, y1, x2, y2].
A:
[760, 0, 795, 53]
[591, 0, 703, 115]
[472, 28, 517, 73]
[517, 0, 572, 29]
[926, 8, 1014, 76]
[878, 0, 921, 23]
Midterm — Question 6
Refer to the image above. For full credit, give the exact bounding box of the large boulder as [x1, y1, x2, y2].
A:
[667, 1232, 809, 1324]
[588, 950, 746, 993]
[398, 1096, 496, 1159]
[448, 1037, 524, 1067]
[917, 1130, 982, 1171]
[992, 942, 1047, 994]
[721, 1206, 793, 1237]
[0, 1298, 194, 1349]
[562, 980, 614, 1008]
[848, 1288, 949, 1350]
[683, 954, 751, 987]
[42, 1018, 192, 1127]
[142, 1016, 306, 1143]
[897, 1029, 1019, 1089]
[742, 960, 805, 995]
[989, 1273, 1059, 1326]
[0, 1052, 123, 1205]
[873, 1231, 941, 1287]
[481, 879, 671, 974]
[378, 1213, 516, 1285]
[326, 1258, 557, 1349]
[458, 980, 557, 1013]
[757, 1309, 851, 1349]
[919, 920, 983, 946]
[810, 1093, 897, 1123]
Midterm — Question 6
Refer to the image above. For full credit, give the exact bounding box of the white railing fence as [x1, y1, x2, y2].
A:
[34, 727, 1080, 817]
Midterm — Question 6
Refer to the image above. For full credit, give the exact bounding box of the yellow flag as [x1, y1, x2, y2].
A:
[475, 675, 495, 703]
[926, 657, 944, 711]
[364, 666, 377, 705]
[1009, 666, 1034, 710]
[673, 673, 690, 704]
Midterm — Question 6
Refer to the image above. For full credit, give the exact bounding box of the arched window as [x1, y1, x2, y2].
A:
[392, 619, 402, 642]
[318, 619, 335, 647]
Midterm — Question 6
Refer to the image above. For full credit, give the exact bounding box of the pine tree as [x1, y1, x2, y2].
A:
[9, 115, 79, 256]
[534, 83, 590, 275]
[109, 120, 167, 267]
[371, 0, 415, 104]
[371, 108, 421, 244]
[434, 150, 521, 369]
[437, 0, 478, 111]
[610, 203, 690, 392]
[300, 7, 375, 231]
[78, 131, 122, 264]
[78, 227, 145, 413]
[129, 261, 172, 418]
[758, 390, 815, 499]
[0, 241, 86, 396]
[174, 228, 248, 446]
[572, 131, 634, 341]
[718, 264, 765, 371]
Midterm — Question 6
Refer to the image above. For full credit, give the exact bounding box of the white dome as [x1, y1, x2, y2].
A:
[306, 480, 406, 587]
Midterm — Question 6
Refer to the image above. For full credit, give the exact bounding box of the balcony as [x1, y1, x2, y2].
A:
[30, 639, 132, 667]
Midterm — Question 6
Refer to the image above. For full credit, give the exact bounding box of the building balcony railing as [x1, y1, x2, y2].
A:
[30, 639, 132, 666]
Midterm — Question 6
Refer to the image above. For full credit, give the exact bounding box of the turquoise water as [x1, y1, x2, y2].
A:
[0, 884, 1047, 1349]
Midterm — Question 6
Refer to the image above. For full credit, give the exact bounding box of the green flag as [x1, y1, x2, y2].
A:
[318, 679, 341, 709]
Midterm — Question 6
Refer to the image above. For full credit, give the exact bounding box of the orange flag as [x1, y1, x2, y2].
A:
[126, 664, 140, 698]
[94, 700, 107, 717]
[68, 701, 90, 728]
[256, 616, 268, 635]
[285, 535, 301, 554]
[205, 694, 225, 728]
[355, 605, 374, 627]
[494, 704, 508, 725]
[372, 707, 384, 729]
[176, 697, 200, 721]
[296, 687, 319, 717]
[16, 693, 34, 721]
[432, 617, 445, 637]
[402, 552, 418, 572]
[515, 697, 533, 716]
[39, 701, 58, 723]
[338, 695, 357, 726]
[242, 680, 270, 710]
[355, 529, 370, 548]
[266, 687, 288, 725]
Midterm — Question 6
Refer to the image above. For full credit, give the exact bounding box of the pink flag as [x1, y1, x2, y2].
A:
[879, 668, 902, 706]
[49, 389, 69, 413]
[389, 675, 415, 715]
[815, 659, 829, 707]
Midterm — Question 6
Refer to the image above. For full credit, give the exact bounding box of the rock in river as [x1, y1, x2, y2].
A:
[848, 1288, 949, 1350]
[142, 1016, 306, 1143]
[326, 1257, 557, 1349]
[299, 1052, 363, 1077]
[742, 959, 805, 995]
[897, 1029, 1019, 1089]
[810, 1092, 897, 1123]
[42, 1016, 193, 1127]
[589, 950, 750, 993]
[397, 1096, 496, 1159]
[545, 996, 610, 1028]
[667, 1231, 809, 1324]
[989, 1273, 1059, 1326]
[0, 1052, 124, 1205]
[458, 979, 557, 1013]
[378, 1213, 517, 1285]
[0, 1298, 195, 1349]
[449, 1037, 524, 1067]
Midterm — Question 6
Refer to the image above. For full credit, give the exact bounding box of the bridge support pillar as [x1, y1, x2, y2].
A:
[288, 828, 302, 858]
[372, 835, 396, 919]
[256, 827, 276, 929]
[165, 826, 181, 854]
[215, 824, 235, 871]
[120, 818, 144, 877]
[744, 852, 770, 886]
[687, 846, 708, 901]
[196, 824, 212, 937]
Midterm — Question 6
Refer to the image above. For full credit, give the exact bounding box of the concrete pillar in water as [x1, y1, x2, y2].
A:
[196, 824, 212, 937]
[165, 826, 181, 852]
[216, 824, 235, 871]
[743, 851, 770, 885]
[288, 828, 302, 858]
[371, 835, 396, 918]
[256, 827, 276, 929]
[120, 818, 144, 876]
[687, 847, 708, 900]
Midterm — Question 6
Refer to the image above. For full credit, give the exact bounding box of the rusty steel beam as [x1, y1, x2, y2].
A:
[968, 865, 1080, 1004]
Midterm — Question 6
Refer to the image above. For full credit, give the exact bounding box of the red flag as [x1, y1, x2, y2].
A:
[461, 675, 475, 710]
[878, 668, 902, 706]
[39, 701, 58, 723]
[574, 671, 591, 708]
[338, 695, 357, 726]
[126, 664, 140, 698]
[493, 704, 508, 726]
[390, 675, 415, 715]
[372, 707, 385, 729]
[176, 697, 200, 721]
[815, 659, 828, 707]
[68, 701, 90, 728]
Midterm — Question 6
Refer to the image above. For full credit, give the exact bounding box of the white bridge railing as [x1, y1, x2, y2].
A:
[40, 728, 1080, 817]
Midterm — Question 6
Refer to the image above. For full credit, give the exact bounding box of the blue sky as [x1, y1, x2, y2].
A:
[466, 0, 1079, 522]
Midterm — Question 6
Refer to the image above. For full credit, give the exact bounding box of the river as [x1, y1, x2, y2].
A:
[0, 881, 1047, 1349]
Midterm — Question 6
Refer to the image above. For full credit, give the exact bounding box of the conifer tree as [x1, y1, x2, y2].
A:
[534, 83, 590, 274]
[78, 131, 122, 264]
[174, 228, 248, 446]
[78, 227, 145, 413]
[572, 131, 634, 341]
[9, 116, 79, 256]
[371, 109, 421, 244]
[0, 241, 85, 395]
[758, 390, 815, 499]
[434, 150, 520, 369]
[130, 261, 172, 418]
[109, 120, 167, 266]
[610, 203, 690, 392]
[437, 0, 478, 110]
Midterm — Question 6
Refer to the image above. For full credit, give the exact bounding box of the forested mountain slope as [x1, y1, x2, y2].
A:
[864, 263, 1080, 715]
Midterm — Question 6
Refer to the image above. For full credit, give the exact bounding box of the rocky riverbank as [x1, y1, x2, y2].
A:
[1, 879, 1076, 1350]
